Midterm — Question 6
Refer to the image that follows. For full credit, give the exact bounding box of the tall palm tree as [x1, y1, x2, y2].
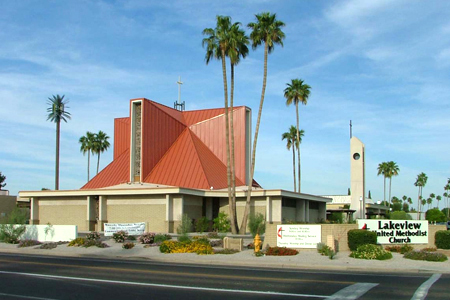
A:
[282, 126, 303, 192]
[79, 131, 95, 182]
[93, 130, 110, 175]
[284, 79, 311, 193]
[240, 12, 285, 234]
[202, 15, 239, 234]
[444, 178, 450, 218]
[227, 21, 249, 231]
[47, 94, 71, 190]
[436, 195, 442, 210]
[377, 162, 388, 206]
[414, 172, 428, 219]
[385, 161, 400, 209]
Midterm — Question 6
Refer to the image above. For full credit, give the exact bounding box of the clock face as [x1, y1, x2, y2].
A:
[353, 152, 361, 160]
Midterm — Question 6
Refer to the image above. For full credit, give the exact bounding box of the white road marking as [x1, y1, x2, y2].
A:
[328, 282, 378, 300]
[0, 292, 59, 300]
[0, 270, 328, 298]
[411, 273, 441, 300]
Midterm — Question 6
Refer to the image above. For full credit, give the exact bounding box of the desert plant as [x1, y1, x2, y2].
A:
[435, 230, 450, 249]
[265, 246, 298, 256]
[138, 232, 156, 244]
[248, 213, 265, 237]
[18, 239, 42, 248]
[317, 242, 336, 259]
[350, 244, 392, 260]
[195, 217, 210, 233]
[347, 229, 377, 251]
[154, 234, 172, 244]
[404, 250, 447, 262]
[122, 242, 135, 249]
[213, 212, 231, 233]
[177, 234, 190, 243]
[0, 224, 26, 244]
[177, 214, 193, 235]
[68, 237, 86, 247]
[86, 231, 101, 241]
[112, 230, 128, 243]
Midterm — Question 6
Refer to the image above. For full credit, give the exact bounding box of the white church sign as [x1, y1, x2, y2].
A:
[277, 225, 321, 248]
[104, 222, 146, 236]
[358, 220, 428, 244]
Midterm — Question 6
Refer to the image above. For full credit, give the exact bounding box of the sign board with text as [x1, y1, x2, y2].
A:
[357, 219, 428, 244]
[104, 222, 146, 236]
[276, 225, 321, 248]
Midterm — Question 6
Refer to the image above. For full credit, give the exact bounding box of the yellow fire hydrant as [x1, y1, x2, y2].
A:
[254, 233, 262, 253]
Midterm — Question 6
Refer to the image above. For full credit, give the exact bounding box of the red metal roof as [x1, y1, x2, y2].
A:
[82, 98, 251, 190]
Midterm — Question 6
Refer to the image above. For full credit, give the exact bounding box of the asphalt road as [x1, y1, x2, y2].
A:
[0, 253, 447, 300]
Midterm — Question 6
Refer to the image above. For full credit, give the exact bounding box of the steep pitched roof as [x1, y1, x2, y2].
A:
[82, 98, 250, 190]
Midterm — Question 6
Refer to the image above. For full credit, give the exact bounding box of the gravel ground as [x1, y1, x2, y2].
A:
[0, 240, 449, 274]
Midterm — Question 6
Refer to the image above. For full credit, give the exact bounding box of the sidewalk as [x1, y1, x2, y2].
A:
[0, 240, 449, 274]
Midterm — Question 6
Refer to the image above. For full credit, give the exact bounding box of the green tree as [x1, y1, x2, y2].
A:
[79, 131, 95, 182]
[385, 161, 400, 208]
[0, 172, 6, 190]
[284, 78, 311, 193]
[241, 12, 285, 234]
[425, 208, 446, 223]
[377, 162, 388, 206]
[46, 94, 71, 190]
[427, 193, 435, 210]
[93, 130, 110, 175]
[203, 15, 238, 233]
[414, 172, 428, 219]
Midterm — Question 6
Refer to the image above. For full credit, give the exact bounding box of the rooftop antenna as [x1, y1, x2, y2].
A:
[174, 76, 185, 111]
[350, 120, 352, 139]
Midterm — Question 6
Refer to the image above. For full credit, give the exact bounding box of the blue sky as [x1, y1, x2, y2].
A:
[1, 0, 449, 209]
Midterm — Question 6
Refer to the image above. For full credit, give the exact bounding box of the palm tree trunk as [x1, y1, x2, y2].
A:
[87, 150, 91, 182]
[221, 49, 237, 234]
[230, 63, 238, 233]
[97, 152, 100, 175]
[383, 176, 387, 206]
[292, 143, 296, 192]
[55, 121, 60, 190]
[388, 177, 392, 209]
[295, 102, 301, 193]
[240, 41, 269, 234]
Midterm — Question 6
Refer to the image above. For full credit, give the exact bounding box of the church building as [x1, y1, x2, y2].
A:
[19, 98, 330, 233]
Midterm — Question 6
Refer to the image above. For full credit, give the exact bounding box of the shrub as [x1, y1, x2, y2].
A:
[214, 248, 239, 254]
[421, 247, 437, 252]
[213, 212, 231, 233]
[38, 242, 58, 249]
[265, 247, 298, 256]
[122, 242, 135, 249]
[193, 236, 210, 245]
[329, 212, 343, 224]
[0, 224, 26, 244]
[86, 231, 101, 241]
[389, 211, 412, 220]
[138, 232, 156, 244]
[404, 250, 448, 262]
[207, 232, 220, 239]
[6, 207, 29, 224]
[347, 229, 377, 251]
[159, 240, 213, 255]
[385, 244, 413, 254]
[154, 233, 171, 243]
[177, 234, 190, 243]
[350, 244, 392, 260]
[317, 242, 336, 259]
[18, 239, 41, 248]
[426, 209, 446, 223]
[195, 217, 210, 233]
[112, 231, 128, 243]
[177, 214, 192, 235]
[68, 237, 86, 247]
[435, 230, 450, 249]
[248, 213, 265, 237]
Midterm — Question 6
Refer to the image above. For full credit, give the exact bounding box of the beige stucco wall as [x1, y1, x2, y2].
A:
[107, 195, 166, 233]
[39, 198, 87, 230]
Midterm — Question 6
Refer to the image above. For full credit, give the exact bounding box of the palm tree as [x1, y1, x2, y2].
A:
[282, 126, 303, 192]
[47, 94, 71, 190]
[385, 161, 400, 209]
[414, 172, 428, 219]
[93, 130, 111, 175]
[240, 12, 285, 234]
[444, 178, 450, 218]
[203, 15, 239, 234]
[377, 162, 388, 206]
[284, 79, 311, 192]
[436, 195, 442, 210]
[427, 193, 435, 210]
[79, 131, 95, 182]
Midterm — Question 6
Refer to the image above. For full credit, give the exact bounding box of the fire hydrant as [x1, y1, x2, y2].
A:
[254, 233, 262, 253]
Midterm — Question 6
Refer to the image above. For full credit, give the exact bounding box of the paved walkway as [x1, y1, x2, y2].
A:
[0, 240, 449, 274]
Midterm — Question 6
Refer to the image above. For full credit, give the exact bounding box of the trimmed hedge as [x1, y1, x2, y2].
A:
[348, 229, 377, 251]
[435, 230, 450, 249]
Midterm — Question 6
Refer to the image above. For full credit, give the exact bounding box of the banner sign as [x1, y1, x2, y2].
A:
[357, 220, 428, 244]
[277, 225, 321, 248]
[104, 222, 146, 236]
